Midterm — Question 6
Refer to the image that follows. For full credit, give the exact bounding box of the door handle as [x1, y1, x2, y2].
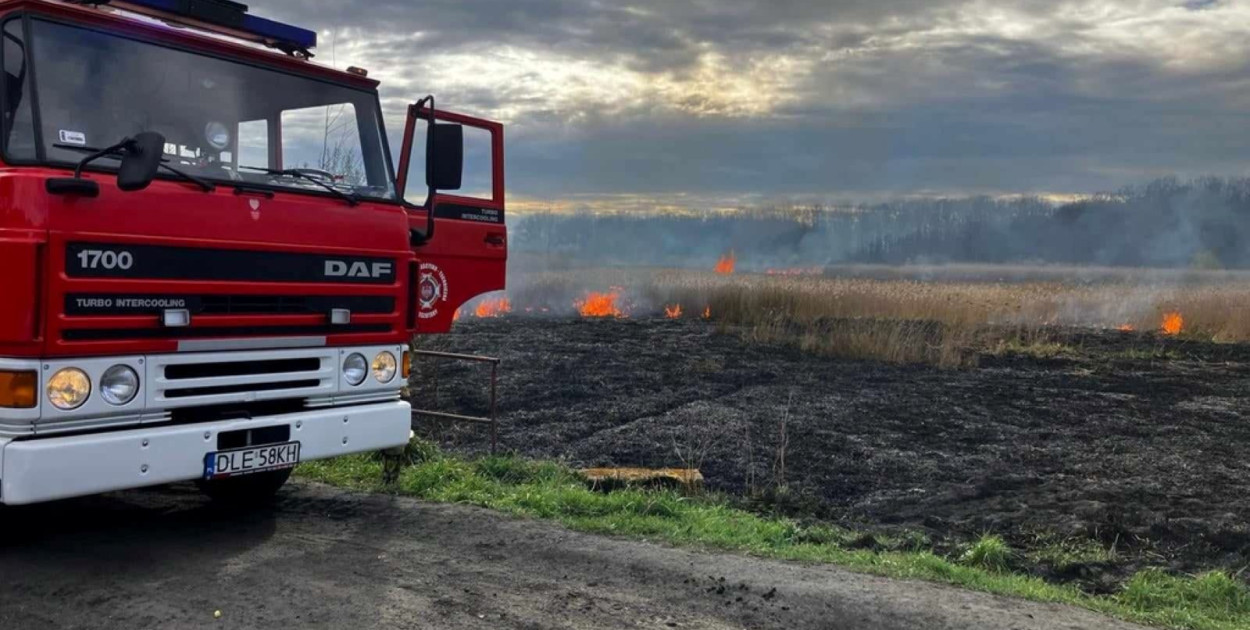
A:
[484, 233, 506, 246]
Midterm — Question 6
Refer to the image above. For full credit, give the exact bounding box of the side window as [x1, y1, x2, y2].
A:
[237, 119, 268, 169]
[399, 123, 424, 202]
[401, 123, 493, 202]
[461, 125, 493, 200]
[2, 20, 35, 160]
[280, 103, 365, 184]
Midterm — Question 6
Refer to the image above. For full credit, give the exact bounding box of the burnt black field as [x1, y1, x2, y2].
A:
[410, 317, 1250, 590]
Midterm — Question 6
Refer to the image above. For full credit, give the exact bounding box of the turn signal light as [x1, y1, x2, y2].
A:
[402, 351, 412, 379]
[0, 370, 37, 408]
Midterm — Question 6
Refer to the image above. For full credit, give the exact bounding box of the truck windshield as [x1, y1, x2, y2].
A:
[3, 18, 395, 201]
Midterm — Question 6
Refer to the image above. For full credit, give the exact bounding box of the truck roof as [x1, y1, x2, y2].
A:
[0, 0, 380, 90]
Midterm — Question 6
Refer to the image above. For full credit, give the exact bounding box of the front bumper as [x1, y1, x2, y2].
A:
[0, 400, 410, 505]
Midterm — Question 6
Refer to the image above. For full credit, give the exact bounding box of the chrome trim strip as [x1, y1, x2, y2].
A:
[305, 392, 403, 408]
[27, 411, 172, 437]
[177, 336, 327, 352]
[0, 426, 34, 438]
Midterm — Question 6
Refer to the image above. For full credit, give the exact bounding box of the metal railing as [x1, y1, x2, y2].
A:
[409, 350, 500, 453]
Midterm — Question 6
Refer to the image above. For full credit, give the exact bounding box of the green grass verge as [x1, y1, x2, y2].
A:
[296, 441, 1249, 630]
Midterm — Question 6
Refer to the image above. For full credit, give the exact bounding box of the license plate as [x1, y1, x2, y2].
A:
[204, 442, 300, 480]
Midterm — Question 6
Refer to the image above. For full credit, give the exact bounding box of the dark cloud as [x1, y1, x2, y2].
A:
[252, 0, 1250, 204]
[267, 0, 961, 60]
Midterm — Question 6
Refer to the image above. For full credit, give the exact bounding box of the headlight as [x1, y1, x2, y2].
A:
[100, 365, 140, 406]
[343, 353, 368, 386]
[372, 351, 397, 383]
[47, 368, 91, 410]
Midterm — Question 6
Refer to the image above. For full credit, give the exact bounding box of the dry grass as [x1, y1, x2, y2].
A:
[651, 272, 1250, 336]
[498, 264, 1250, 365]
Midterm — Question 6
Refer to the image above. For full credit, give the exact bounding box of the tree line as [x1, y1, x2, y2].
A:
[511, 177, 1250, 269]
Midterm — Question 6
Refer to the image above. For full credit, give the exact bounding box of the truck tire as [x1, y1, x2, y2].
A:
[196, 468, 293, 503]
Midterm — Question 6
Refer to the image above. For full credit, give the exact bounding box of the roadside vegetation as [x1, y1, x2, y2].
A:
[298, 440, 1250, 630]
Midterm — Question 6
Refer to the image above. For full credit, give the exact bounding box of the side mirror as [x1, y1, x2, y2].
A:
[426, 123, 463, 191]
[116, 131, 166, 191]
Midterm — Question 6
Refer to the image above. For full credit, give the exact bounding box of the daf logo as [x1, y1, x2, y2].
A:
[324, 260, 393, 279]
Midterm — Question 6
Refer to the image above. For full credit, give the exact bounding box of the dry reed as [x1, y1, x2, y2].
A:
[502, 265, 1250, 365]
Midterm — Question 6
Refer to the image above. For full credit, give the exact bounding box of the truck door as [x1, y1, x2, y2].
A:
[396, 105, 506, 333]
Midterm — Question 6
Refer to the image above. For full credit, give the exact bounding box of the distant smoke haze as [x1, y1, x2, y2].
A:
[509, 177, 1250, 272]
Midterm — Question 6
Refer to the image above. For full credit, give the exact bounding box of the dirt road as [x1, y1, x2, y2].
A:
[0, 482, 1140, 630]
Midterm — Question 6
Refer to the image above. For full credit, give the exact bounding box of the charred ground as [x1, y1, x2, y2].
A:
[412, 317, 1250, 592]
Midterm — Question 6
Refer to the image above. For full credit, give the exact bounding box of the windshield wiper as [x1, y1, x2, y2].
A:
[53, 143, 216, 192]
[238, 165, 359, 206]
[158, 161, 214, 192]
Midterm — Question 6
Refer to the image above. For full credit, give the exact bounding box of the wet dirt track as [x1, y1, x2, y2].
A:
[0, 482, 1143, 630]
[417, 319, 1250, 586]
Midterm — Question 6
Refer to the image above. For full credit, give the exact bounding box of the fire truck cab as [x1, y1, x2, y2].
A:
[0, 0, 506, 505]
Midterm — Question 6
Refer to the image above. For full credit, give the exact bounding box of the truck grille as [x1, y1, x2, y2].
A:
[63, 324, 391, 342]
[147, 347, 340, 408]
[164, 357, 321, 379]
[64, 293, 395, 317]
[198, 295, 394, 315]
[59, 293, 397, 342]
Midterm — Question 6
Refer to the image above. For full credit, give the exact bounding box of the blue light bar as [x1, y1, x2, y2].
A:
[240, 11, 317, 50]
[94, 0, 317, 53]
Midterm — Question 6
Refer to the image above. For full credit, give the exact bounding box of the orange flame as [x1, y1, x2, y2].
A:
[702, 306, 711, 319]
[1117, 324, 1135, 332]
[1161, 312, 1183, 336]
[664, 304, 683, 319]
[576, 291, 625, 318]
[475, 297, 512, 318]
[452, 308, 461, 321]
[714, 250, 736, 275]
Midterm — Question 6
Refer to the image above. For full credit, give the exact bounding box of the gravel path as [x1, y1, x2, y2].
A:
[0, 481, 1144, 629]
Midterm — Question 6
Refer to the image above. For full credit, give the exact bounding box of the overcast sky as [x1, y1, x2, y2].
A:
[261, 0, 1250, 211]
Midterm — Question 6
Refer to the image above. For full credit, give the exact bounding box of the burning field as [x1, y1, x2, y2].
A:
[413, 261, 1250, 593]
[461, 256, 1250, 350]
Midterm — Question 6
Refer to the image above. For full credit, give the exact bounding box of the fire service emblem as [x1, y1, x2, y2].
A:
[418, 262, 448, 319]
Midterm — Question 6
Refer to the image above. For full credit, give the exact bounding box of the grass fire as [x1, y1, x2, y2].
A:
[475, 297, 512, 318]
[414, 201, 1250, 630]
[575, 290, 626, 318]
[1162, 311, 1184, 335]
[412, 255, 1250, 623]
[458, 260, 1250, 360]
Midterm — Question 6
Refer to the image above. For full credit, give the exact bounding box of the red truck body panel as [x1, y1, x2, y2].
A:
[0, 0, 507, 358]
[0, 168, 414, 359]
[401, 108, 507, 332]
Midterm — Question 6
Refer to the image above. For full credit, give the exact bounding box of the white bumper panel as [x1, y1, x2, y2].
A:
[0, 401, 411, 505]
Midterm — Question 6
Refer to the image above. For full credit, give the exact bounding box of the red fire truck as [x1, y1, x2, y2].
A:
[0, 0, 506, 504]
